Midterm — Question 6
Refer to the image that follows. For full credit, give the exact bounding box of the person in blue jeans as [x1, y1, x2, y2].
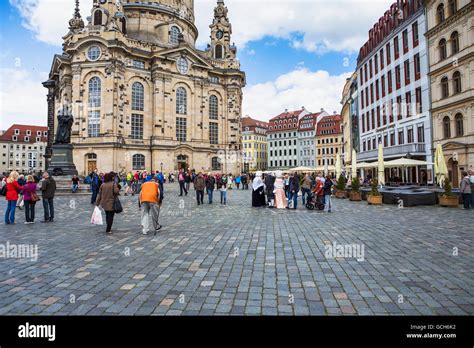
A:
[460, 172, 471, 210]
[206, 173, 216, 204]
[90, 170, 100, 204]
[301, 173, 313, 205]
[4, 171, 21, 224]
[287, 174, 300, 209]
[323, 175, 334, 213]
[469, 170, 474, 209]
[40, 172, 56, 223]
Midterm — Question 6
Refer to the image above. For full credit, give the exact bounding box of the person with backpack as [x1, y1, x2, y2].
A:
[206, 173, 216, 204]
[21, 175, 38, 224]
[40, 172, 56, 223]
[4, 171, 22, 225]
[235, 174, 241, 189]
[194, 173, 205, 205]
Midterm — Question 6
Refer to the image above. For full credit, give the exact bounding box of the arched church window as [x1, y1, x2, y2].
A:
[88, 77, 101, 137]
[170, 26, 181, 44]
[215, 44, 224, 59]
[121, 18, 127, 34]
[132, 82, 144, 111]
[209, 95, 218, 120]
[93, 10, 103, 26]
[176, 87, 187, 115]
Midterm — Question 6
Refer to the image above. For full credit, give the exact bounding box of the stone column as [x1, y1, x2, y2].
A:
[42, 79, 56, 169]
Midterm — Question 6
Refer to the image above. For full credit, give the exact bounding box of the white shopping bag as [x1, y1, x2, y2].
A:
[91, 206, 103, 225]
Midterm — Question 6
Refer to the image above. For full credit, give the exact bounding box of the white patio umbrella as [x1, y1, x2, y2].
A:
[384, 158, 433, 167]
[335, 154, 341, 178]
[351, 149, 357, 178]
[288, 166, 314, 172]
[434, 144, 448, 187]
[377, 144, 385, 186]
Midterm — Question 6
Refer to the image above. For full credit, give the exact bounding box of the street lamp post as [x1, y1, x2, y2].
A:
[160, 162, 163, 173]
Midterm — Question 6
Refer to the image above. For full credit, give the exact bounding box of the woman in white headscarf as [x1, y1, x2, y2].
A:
[274, 170, 288, 209]
[252, 171, 266, 207]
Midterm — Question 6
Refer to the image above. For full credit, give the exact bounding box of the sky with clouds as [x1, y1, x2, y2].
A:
[0, 0, 394, 129]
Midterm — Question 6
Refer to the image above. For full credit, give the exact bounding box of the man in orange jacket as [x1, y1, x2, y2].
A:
[139, 178, 161, 235]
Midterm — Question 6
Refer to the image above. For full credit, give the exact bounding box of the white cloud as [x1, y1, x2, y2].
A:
[0, 68, 48, 129]
[11, 0, 393, 53]
[242, 68, 351, 120]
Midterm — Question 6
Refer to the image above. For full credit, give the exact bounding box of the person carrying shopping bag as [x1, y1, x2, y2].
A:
[95, 172, 121, 234]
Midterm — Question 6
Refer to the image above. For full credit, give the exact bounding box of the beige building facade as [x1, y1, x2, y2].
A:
[425, 0, 473, 186]
[44, 0, 245, 176]
[241, 116, 268, 172]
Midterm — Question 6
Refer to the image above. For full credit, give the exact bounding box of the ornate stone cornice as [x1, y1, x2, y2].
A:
[425, 2, 473, 38]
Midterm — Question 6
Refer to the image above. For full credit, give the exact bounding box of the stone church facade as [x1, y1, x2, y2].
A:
[43, 0, 245, 176]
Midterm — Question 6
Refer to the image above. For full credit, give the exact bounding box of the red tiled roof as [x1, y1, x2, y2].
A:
[267, 109, 305, 133]
[241, 116, 269, 132]
[0, 124, 48, 144]
[298, 112, 320, 131]
[316, 115, 342, 136]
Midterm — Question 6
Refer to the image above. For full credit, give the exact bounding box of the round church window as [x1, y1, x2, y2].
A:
[87, 46, 102, 61]
[176, 56, 189, 75]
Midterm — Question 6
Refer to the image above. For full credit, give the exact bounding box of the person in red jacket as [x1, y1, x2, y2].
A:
[4, 171, 22, 224]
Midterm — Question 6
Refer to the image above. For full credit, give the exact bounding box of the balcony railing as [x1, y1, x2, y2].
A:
[357, 143, 426, 161]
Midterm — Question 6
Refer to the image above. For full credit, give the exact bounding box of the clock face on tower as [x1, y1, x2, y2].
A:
[216, 30, 224, 40]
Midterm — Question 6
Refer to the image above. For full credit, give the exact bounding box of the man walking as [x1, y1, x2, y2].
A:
[301, 173, 312, 205]
[90, 169, 100, 204]
[194, 173, 205, 205]
[139, 178, 161, 235]
[41, 172, 56, 222]
[206, 172, 216, 204]
[178, 169, 187, 196]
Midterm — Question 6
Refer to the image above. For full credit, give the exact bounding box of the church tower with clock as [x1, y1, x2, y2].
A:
[43, 0, 245, 175]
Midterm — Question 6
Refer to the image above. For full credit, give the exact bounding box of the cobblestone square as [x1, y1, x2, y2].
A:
[0, 184, 472, 315]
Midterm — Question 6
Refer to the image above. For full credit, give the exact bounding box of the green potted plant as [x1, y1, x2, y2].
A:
[335, 174, 346, 198]
[367, 178, 383, 205]
[439, 178, 459, 207]
[349, 177, 361, 201]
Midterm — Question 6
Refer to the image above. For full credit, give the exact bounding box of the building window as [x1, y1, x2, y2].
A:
[387, 70, 392, 93]
[88, 77, 101, 107]
[121, 17, 127, 34]
[395, 66, 401, 89]
[439, 39, 447, 60]
[417, 125, 425, 143]
[209, 122, 218, 145]
[448, 0, 457, 16]
[93, 10, 103, 26]
[211, 157, 221, 171]
[450, 31, 459, 54]
[453, 71, 461, 94]
[412, 21, 419, 47]
[132, 82, 144, 111]
[131, 114, 143, 139]
[407, 128, 414, 143]
[215, 44, 224, 59]
[455, 113, 463, 136]
[169, 26, 181, 44]
[404, 59, 410, 85]
[398, 130, 404, 145]
[176, 117, 187, 142]
[441, 76, 449, 98]
[386, 43, 391, 64]
[132, 154, 145, 170]
[415, 87, 422, 114]
[402, 30, 409, 54]
[88, 77, 101, 137]
[176, 87, 187, 114]
[380, 48, 384, 68]
[414, 53, 420, 80]
[132, 60, 145, 69]
[443, 116, 451, 139]
[209, 95, 218, 120]
[394, 36, 399, 59]
[405, 92, 411, 117]
[437, 4, 445, 24]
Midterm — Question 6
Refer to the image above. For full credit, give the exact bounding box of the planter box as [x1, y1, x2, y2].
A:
[350, 192, 362, 201]
[439, 195, 459, 208]
[335, 191, 346, 199]
[367, 194, 383, 205]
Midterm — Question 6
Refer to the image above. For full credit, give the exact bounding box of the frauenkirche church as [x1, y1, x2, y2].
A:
[43, 0, 245, 175]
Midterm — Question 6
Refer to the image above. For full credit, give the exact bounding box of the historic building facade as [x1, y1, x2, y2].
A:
[266, 108, 310, 170]
[0, 125, 48, 173]
[241, 116, 268, 172]
[340, 73, 358, 168]
[425, 0, 473, 187]
[43, 0, 245, 176]
[356, 0, 433, 184]
[297, 113, 317, 168]
[316, 114, 343, 171]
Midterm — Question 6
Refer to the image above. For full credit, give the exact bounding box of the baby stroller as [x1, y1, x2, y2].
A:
[305, 192, 325, 210]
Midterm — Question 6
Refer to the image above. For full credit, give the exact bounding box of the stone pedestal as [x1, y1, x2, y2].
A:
[49, 144, 78, 176]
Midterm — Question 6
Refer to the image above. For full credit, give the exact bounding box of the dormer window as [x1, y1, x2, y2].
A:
[12, 135, 17, 141]
[36, 137, 41, 142]
[93, 9, 103, 26]
[14, 129, 20, 135]
[24, 136, 29, 142]
[26, 130, 31, 136]
[43, 131, 48, 136]
[169, 25, 181, 45]
[36, 131, 41, 136]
